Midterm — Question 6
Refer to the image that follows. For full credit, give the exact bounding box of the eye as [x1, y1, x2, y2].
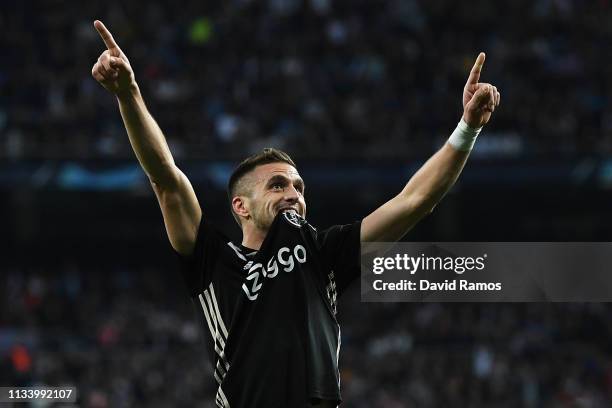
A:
[271, 183, 284, 191]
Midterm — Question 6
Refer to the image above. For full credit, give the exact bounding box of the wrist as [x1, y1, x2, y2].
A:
[448, 118, 482, 151]
[116, 82, 140, 102]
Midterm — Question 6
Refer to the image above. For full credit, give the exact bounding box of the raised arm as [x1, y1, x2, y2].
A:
[91, 20, 201, 255]
[361, 53, 500, 242]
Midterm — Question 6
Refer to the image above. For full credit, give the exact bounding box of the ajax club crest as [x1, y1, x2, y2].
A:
[282, 209, 306, 228]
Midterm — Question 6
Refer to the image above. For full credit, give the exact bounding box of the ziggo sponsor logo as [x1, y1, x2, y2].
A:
[242, 245, 307, 300]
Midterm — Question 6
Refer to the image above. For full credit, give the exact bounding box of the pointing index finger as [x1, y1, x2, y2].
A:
[94, 20, 120, 52]
[466, 52, 486, 86]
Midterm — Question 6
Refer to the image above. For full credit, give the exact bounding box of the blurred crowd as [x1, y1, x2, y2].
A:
[4, 1, 612, 407]
[2, 263, 612, 407]
[3, 0, 612, 160]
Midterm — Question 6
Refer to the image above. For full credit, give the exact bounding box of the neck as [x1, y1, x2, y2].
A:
[241, 224, 268, 250]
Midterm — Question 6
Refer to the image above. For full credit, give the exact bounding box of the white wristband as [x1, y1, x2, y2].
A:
[448, 118, 482, 151]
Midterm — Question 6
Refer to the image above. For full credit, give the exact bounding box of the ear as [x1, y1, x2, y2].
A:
[232, 196, 250, 220]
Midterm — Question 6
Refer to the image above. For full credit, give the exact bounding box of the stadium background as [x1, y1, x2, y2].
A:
[3, 0, 612, 406]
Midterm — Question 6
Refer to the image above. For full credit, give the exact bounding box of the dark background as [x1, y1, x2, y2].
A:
[3, 1, 612, 407]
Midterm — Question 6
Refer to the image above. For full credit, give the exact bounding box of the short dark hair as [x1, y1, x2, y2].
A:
[228, 148, 297, 224]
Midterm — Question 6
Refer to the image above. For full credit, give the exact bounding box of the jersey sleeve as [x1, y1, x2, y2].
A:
[316, 220, 362, 296]
[174, 216, 226, 298]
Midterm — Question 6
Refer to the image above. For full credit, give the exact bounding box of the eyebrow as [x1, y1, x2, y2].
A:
[266, 174, 305, 191]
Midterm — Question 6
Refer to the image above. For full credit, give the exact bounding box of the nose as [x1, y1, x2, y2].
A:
[284, 185, 300, 202]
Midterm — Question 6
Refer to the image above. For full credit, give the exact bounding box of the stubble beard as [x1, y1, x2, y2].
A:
[251, 205, 274, 232]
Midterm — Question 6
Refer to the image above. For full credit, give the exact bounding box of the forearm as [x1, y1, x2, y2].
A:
[361, 141, 471, 242]
[116, 84, 178, 187]
[400, 143, 470, 214]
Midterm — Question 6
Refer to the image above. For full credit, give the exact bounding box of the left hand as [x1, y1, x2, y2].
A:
[462, 52, 500, 128]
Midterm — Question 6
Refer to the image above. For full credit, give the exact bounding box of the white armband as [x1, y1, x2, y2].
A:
[448, 118, 482, 152]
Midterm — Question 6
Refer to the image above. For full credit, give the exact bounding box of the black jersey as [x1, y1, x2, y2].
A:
[178, 210, 361, 408]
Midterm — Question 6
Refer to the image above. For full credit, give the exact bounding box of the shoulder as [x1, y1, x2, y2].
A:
[318, 220, 362, 241]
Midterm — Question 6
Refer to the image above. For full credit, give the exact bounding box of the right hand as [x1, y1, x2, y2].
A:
[91, 20, 136, 95]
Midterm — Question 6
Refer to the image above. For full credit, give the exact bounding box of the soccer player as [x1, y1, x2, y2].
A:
[91, 20, 499, 408]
